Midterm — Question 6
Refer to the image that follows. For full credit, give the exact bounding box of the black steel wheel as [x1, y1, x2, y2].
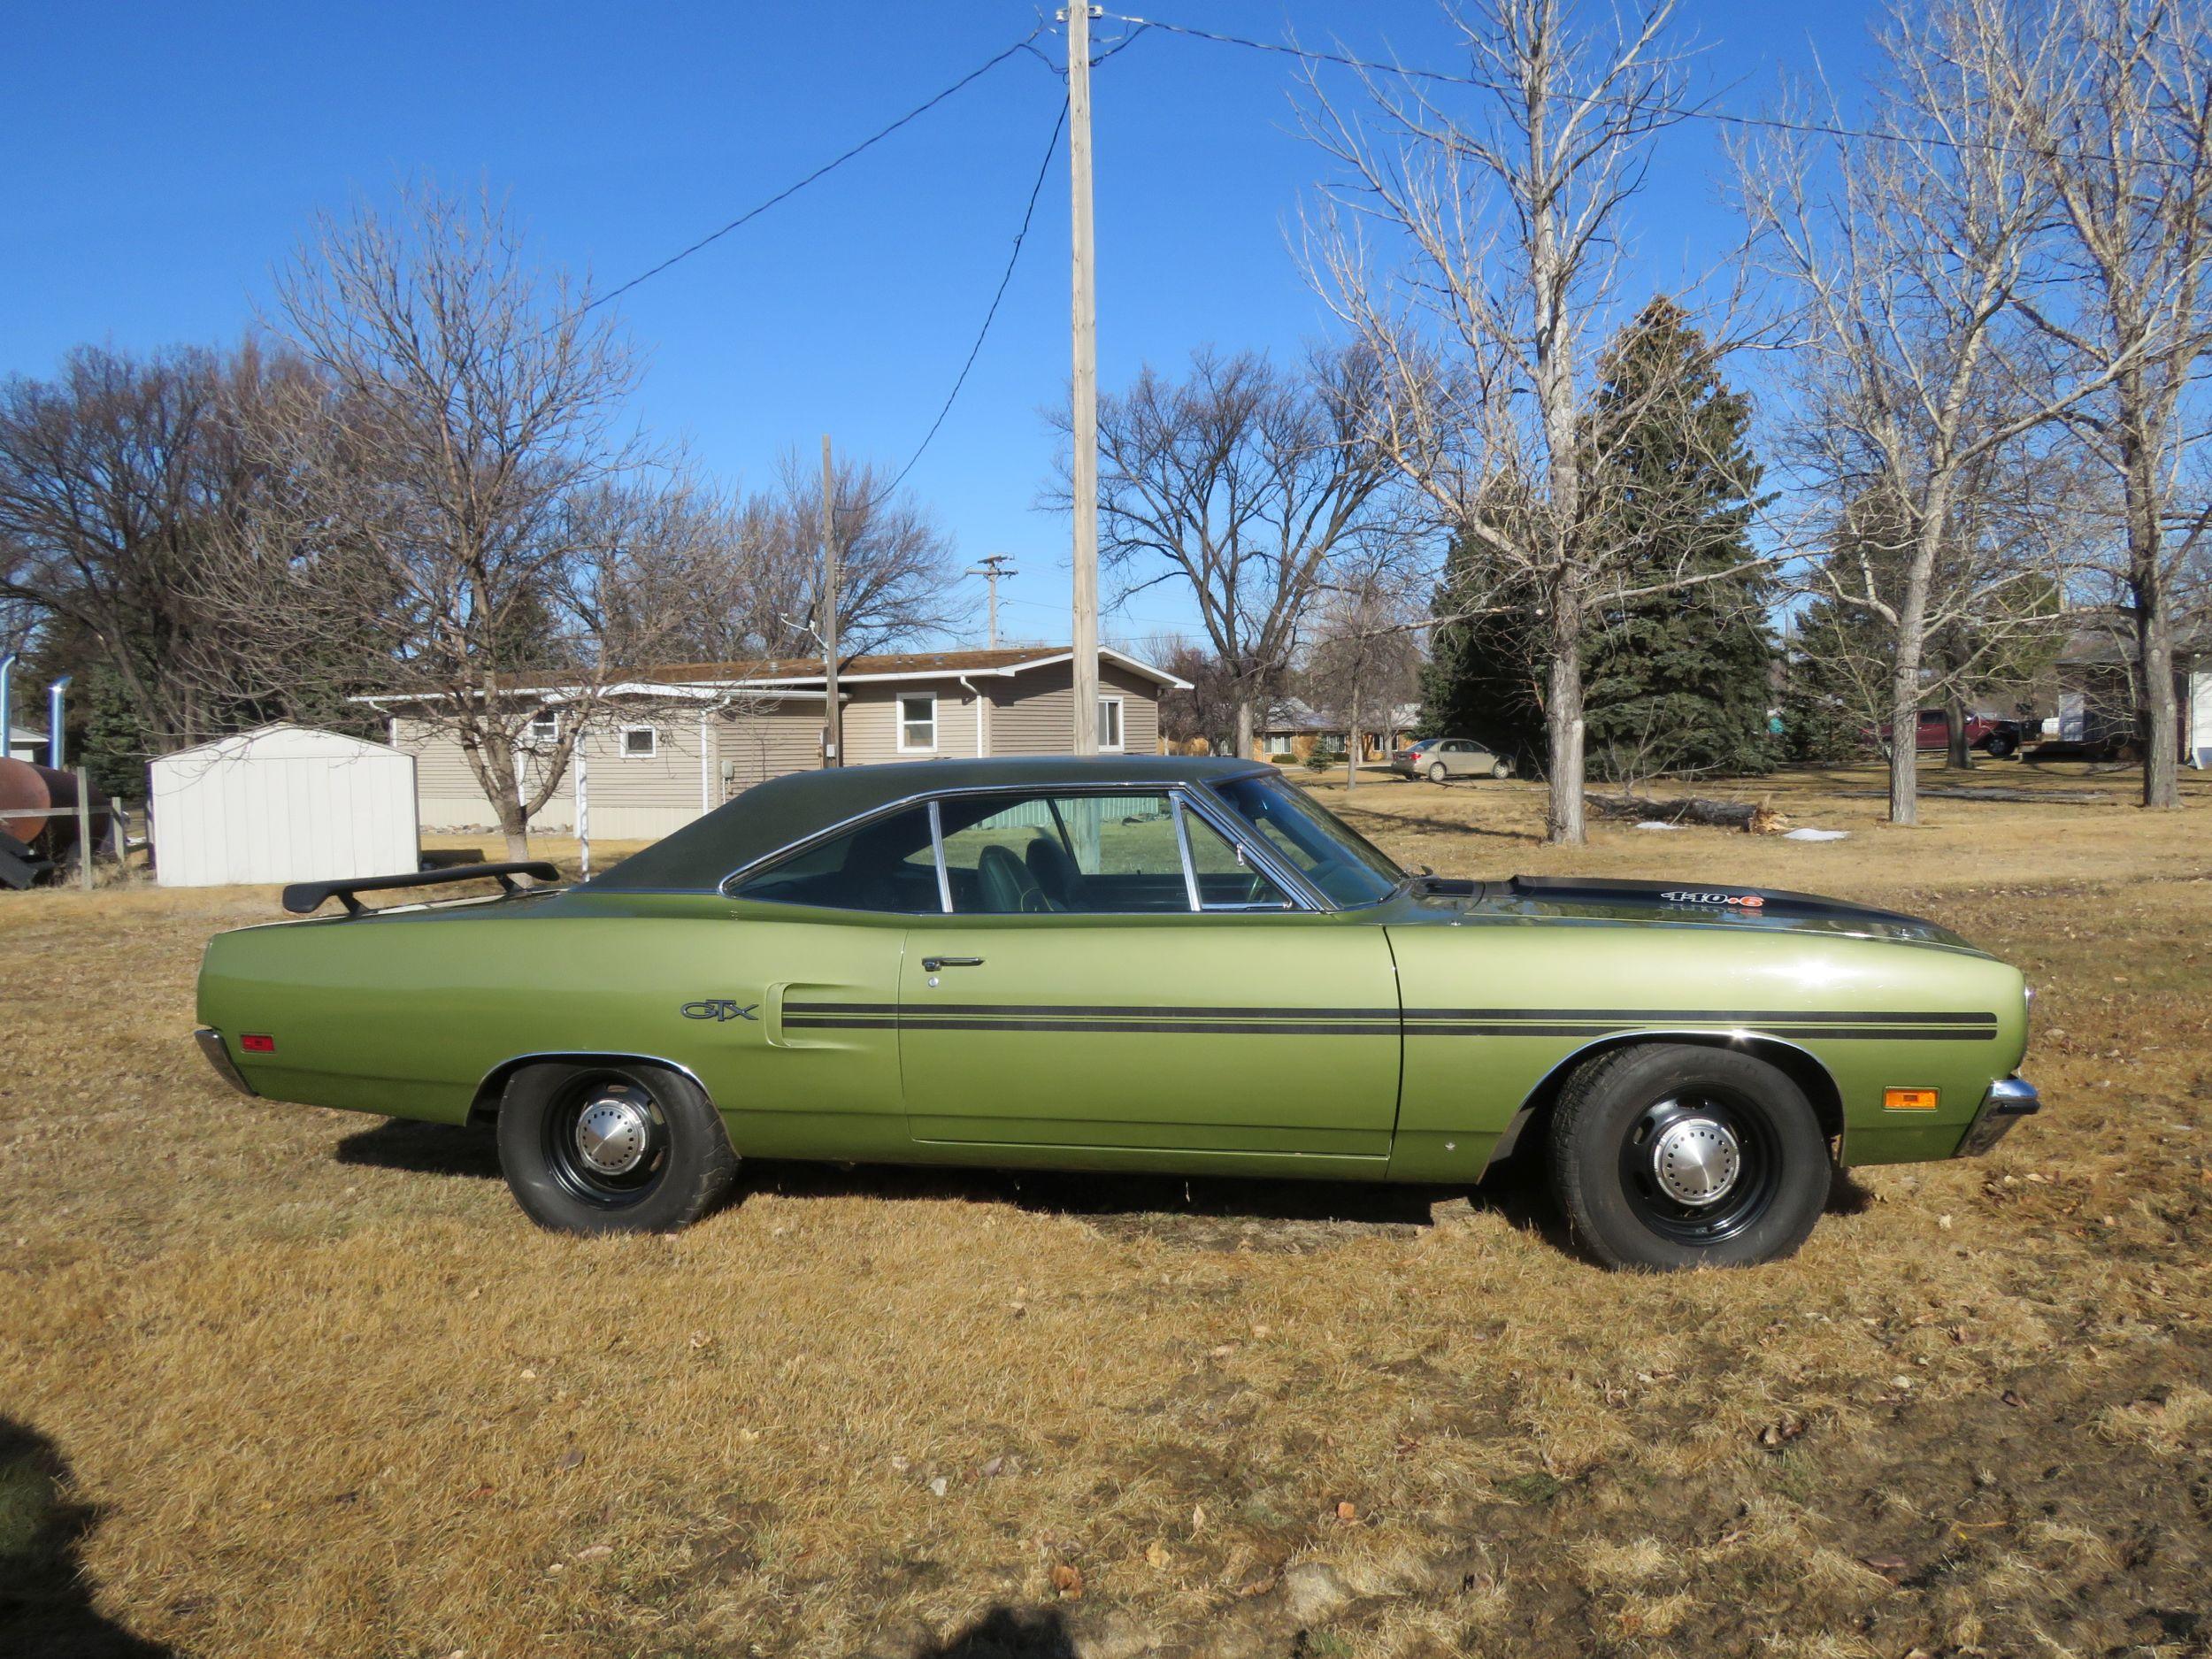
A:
[1548, 1043, 1830, 1270]
[497, 1061, 737, 1233]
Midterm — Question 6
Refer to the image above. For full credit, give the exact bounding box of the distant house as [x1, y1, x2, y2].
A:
[2054, 624, 2211, 766]
[362, 646, 1191, 839]
[4, 726, 45, 764]
[1256, 698, 1422, 764]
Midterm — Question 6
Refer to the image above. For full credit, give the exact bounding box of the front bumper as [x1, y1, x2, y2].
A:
[1955, 1074, 2038, 1157]
[194, 1027, 257, 1097]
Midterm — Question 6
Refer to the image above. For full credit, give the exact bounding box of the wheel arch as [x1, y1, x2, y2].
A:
[1481, 1030, 1846, 1175]
[469, 1051, 715, 1126]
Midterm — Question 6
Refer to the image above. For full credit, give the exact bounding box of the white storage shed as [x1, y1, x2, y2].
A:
[150, 725, 419, 888]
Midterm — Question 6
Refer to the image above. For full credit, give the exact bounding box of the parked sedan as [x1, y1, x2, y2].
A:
[1390, 736, 1517, 782]
[195, 756, 2038, 1271]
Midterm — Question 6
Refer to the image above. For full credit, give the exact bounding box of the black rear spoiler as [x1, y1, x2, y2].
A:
[281, 861, 562, 917]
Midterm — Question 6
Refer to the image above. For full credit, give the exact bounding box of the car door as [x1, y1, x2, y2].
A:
[898, 787, 1402, 1166]
[715, 805, 934, 1162]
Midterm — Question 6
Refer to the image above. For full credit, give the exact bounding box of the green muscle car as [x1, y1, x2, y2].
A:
[193, 757, 2039, 1270]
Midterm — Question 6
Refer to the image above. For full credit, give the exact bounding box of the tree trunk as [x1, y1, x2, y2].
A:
[2139, 578, 2178, 807]
[1947, 686, 1972, 770]
[1546, 589, 1587, 844]
[1344, 667, 1361, 792]
[1887, 652, 1923, 826]
[1235, 697, 1256, 762]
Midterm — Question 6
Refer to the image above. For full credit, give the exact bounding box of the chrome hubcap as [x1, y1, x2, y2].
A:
[574, 1090, 652, 1177]
[1650, 1115, 1740, 1207]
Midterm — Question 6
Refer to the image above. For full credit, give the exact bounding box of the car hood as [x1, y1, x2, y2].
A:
[1393, 874, 1978, 952]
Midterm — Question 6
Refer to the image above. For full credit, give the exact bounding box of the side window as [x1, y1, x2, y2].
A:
[729, 807, 940, 913]
[1182, 810, 1293, 910]
[898, 693, 938, 753]
[939, 793, 1188, 915]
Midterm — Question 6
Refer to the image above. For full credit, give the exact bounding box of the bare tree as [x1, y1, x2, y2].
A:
[1979, 0, 2212, 808]
[1066, 346, 1402, 758]
[1738, 1, 2131, 824]
[1302, 562, 1425, 790]
[0, 342, 324, 754]
[656, 452, 956, 666]
[1300, 0, 1760, 844]
[226, 183, 695, 862]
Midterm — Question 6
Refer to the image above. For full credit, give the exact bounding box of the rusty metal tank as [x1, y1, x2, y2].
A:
[0, 757, 84, 844]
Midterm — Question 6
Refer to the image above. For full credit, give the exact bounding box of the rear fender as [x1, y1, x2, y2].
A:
[471, 1051, 714, 1125]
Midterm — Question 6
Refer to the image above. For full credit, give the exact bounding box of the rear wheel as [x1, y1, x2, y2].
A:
[496, 1061, 736, 1233]
[1427, 761, 1449, 784]
[1548, 1044, 1830, 1270]
[1489, 759, 1511, 779]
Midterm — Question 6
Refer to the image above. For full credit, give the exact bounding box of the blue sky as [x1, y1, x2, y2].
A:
[2, 2, 1880, 651]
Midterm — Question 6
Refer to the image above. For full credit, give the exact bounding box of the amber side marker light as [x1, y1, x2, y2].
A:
[1884, 1087, 1939, 1112]
[241, 1033, 276, 1053]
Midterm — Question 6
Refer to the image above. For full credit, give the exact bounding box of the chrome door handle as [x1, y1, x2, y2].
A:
[922, 956, 984, 972]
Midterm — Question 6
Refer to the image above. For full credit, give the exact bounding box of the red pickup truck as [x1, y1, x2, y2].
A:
[1881, 710, 2025, 759]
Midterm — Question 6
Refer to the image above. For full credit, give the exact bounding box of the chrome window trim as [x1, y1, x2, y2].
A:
[717, 772, 1325, 914]
[716, 773, 1274, 898]
[927, 799, 953, 913]
[1170, 796, 1203, 911]
[1195, 777, 1400, 911]
[1175, 787, 1325, 911]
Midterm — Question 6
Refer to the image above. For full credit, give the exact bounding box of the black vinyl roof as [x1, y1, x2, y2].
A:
[582, 755, 1276, 892]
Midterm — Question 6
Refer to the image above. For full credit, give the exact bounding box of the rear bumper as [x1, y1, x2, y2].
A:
[194, 1027, 257, 1097]
[1955, 1074, 2038, 1157]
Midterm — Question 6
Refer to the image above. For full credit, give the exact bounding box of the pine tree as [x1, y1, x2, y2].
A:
[1579, 298, 1775, 778]
[1418, 299, 1774, 776]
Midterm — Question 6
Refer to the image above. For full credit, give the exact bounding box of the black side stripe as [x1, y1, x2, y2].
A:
[777, 1002, 1999, 1040]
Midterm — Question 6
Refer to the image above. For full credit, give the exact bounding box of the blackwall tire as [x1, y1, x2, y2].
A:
[1428, 762, 1449, 784]
[496, 1061, 737, 1234]
[1548, 1043, 1830, 1271]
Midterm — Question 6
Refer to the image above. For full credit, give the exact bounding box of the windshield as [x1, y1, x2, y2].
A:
[1210, 775, 1403, 907]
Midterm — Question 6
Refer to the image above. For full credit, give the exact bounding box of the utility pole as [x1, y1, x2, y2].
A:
[1066, 2, 1101, 755]
[819, 434, 841, 767]
[967, 554, 1018, 649]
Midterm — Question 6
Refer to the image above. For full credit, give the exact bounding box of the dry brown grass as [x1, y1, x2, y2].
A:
[4, 760, 2210, 1657]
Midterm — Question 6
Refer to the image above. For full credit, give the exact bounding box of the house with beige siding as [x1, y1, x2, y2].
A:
[366, 646, 1188, 841]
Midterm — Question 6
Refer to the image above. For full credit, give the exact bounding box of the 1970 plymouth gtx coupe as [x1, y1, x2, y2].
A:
[195, 757, 2039, 1269]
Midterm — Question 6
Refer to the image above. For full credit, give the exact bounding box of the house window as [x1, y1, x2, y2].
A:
[1097, 695, 1125, 752]
[898, 692, 938, 753]
[620, 726, 657, 758]
[526, 711, 560, 745]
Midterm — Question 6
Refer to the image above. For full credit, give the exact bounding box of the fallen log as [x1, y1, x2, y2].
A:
[1588, 794, 1785, 833]
[1838, 787, 2109, 804]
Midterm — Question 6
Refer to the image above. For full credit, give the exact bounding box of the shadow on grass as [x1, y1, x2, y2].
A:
[334, 1117, 500, 1179]
[331, 1119, 1868, 1254]
[903, 1607, 1076, 1658]
[0, 1418, 172, 1657]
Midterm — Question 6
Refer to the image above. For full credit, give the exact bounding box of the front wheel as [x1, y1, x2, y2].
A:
[1547, 1044, 1830, 1270]
[1984, 733, 2017, 759]
[497, 1061, 737, 1233]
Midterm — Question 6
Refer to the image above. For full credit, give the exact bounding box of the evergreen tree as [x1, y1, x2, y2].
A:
[1418, 298, 1775, 777]
[1579, 298, 1775, 778]
[1417, 531, 1547, 760]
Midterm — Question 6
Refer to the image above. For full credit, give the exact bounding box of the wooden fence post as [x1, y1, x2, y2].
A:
[74, 767, 93, 891]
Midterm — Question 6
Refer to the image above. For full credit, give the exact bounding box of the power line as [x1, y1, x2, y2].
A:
[1094, 7, 2179, 173]
[588, 26, 1045, 313]
[874, 97, 1070, 501]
